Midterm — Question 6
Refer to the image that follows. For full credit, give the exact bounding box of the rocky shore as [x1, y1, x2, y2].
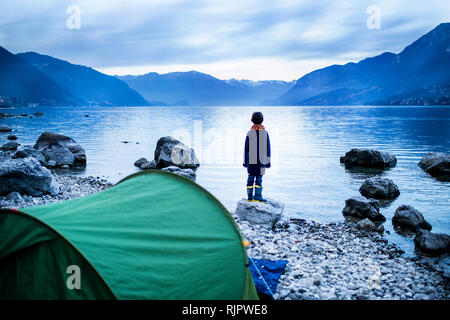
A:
[1, 174, 448, 300]
[234, 214, 450, 300]
[0, 175, 112, 208]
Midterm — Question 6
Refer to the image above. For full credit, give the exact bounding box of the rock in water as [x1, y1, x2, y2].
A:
[235, 198, 284, 229]
[393, 205, 432, 232]
[40, 144, 75, 167]
[359, 176, 400, 200]
[34, 132, 86, 167]
[154, 136, 199, 170]
[418, 152, 450, 181]
[0, 126, 12, 132]
[7, 134, 17, 140]
[140, 160, 157, 170]
[414, 229, 450, 256]
[161, 166, 196, 181]
[134, 157, 148, 168]
[0, 157, 54, 196]
[1, 141, 20, 151]
[342, 196, 386, 222]
[340, 149, 397, 169]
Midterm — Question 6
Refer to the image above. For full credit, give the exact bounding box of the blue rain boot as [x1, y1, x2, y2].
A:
[253, 185, 267, 203]
[247, 186, 254, 201]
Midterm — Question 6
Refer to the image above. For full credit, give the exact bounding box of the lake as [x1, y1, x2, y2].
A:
[1, 105, 449, 255]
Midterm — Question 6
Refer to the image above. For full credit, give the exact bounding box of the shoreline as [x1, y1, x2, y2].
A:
[1, 174, 448, 300]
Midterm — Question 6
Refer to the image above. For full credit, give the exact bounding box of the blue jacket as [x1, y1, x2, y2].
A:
[243, 127, 271, 176]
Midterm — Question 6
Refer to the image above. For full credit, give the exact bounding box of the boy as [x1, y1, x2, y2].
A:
[243, 112, 271, 202]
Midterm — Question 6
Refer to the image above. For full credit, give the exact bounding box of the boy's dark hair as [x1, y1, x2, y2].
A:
[251, 112, 264, 124]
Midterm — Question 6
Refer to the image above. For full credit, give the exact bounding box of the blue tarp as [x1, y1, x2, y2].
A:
[248, 258, 288, 299]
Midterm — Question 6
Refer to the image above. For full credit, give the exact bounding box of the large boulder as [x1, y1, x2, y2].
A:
[359, 176, 400, 200]
[235, 198, 284, 229]
[154, 136, 199, 170]
[161, 166, 196, 181]
[392, 205, 432, 232]
[340, 149, 397, 169]
[0, 157, 54, 196]
[34, 132, 86, 167]
[418, 152, 450, 181]
[342, 196, 386, 222]
[12, 145, 46, 165]
[414, 229, 450, 256]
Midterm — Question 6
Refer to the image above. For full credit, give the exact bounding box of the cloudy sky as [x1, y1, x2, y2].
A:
[0, 0, 449, 80]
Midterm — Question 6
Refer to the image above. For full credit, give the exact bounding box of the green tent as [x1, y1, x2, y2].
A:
[0, 170, 258, 300]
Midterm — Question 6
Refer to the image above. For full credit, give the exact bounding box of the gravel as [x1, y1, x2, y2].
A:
[232, 213, 450, 300]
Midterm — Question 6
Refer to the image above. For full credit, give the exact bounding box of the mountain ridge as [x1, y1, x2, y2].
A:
[277, 22, 450, 106]
[117, 71, 295, 106]
[18, 52, 148, 106]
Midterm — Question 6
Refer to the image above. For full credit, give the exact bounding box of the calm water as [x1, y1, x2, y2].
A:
[1, 106, 450, 255]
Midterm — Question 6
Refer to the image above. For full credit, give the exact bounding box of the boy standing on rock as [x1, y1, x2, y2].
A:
[243, 112, 271, 202]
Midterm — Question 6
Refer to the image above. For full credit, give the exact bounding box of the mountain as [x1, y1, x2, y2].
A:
[18, 52, 148, 106]
[278, 23, 450, 106]
[225, 79, 296, 104]
[117, 71, 294, 106]
[0, 46, 79, 106]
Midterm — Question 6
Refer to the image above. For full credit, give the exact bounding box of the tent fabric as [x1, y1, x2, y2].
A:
[0, 170, 259, 300]
[248, 258, 288, 299]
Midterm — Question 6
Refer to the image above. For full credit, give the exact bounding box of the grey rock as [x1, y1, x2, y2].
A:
[418, 152, 450, 181]
[154, 136, 199, 170]
[1, 141, 20, 151]
[49, 182, 60, 196]
[0, 125, 12, 132]
[0, 157, 54, 196]
[34, 132, 86, 167]
[414, 229, 450, 256]
[12, 145, 46, 165]
[341, 149, 397, 169]
[40, 144, 75, 167]
[162, 166, 196, 181]
[140, 160, 157, 170]
[134, 157, 148, 168]
[34, 112, 44, 117]
[393, 205, 432, 232]
[342, 196, 386, 222]
[359, 176, 400, 200]
[7, 134, 18, 140]
[235, 198, 284, 229]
